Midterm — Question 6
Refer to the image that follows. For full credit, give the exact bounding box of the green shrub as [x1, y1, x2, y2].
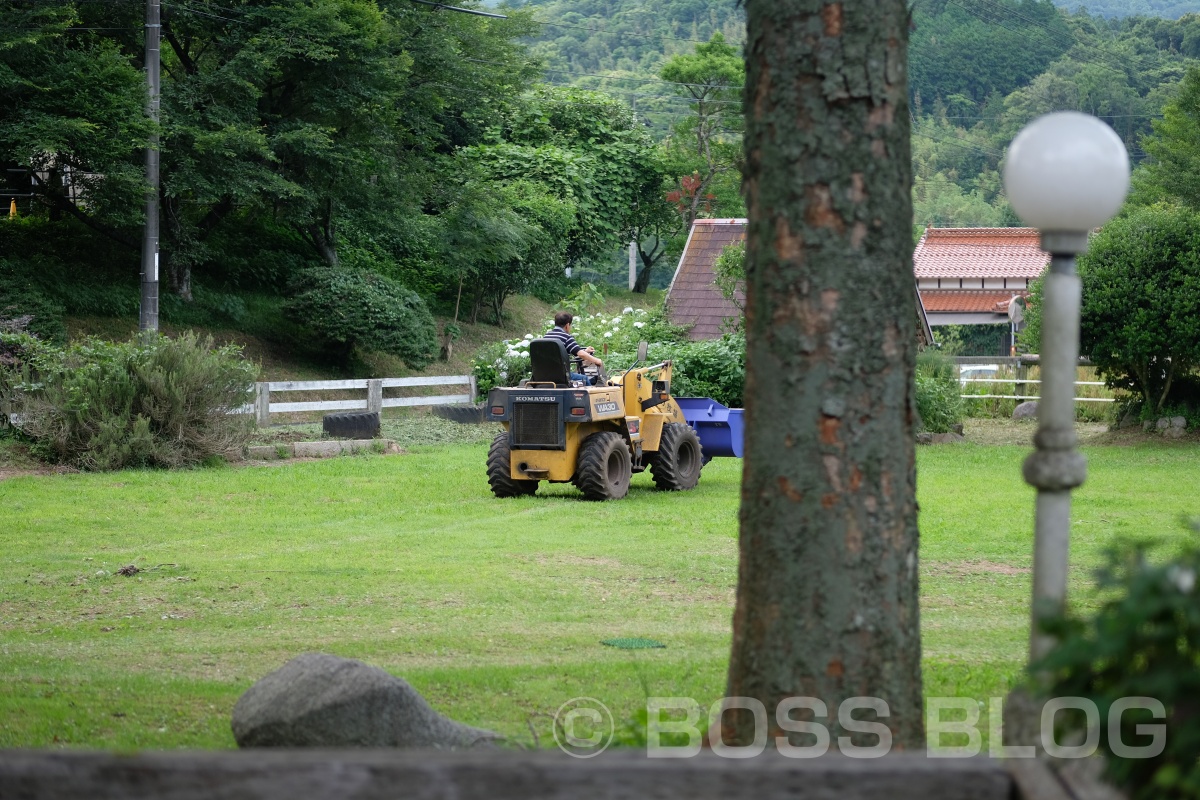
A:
[0, 272, 68, 345]
[711, 241, 745, 316]
[283, 267, 437, 370]
[1035, 530, 1200, 800]
[1022, 205, 1200, 415]
[0, 333, 257, 470]
[914, 350, 965, 433]
[657, 335, 745, 407]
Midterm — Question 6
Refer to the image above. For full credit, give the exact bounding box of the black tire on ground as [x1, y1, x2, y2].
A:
[322, 411, 380, 439]
[432, 404, 487, 424]
[649, 422, 703, 491]
[486, 432, 539, 498]
[573, 431, 632, 501]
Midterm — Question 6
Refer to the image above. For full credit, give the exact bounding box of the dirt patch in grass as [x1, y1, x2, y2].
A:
[962, 418, 1109, 447]
[531, 554, 624, 568]
[0, 463, 77, 482]
[926, 560, 1030, 576]
[963, 417, 1200, 447]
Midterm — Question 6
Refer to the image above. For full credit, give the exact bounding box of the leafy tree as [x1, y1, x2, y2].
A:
[660, 32, 744, 229]
[0, 3, 151, 242]
[1141, 64, 1200, 209]
[1023, 204, 1200, 413]
[438, 175, 575, 323]
[157, 0, 540, 293]
[0, 0, 542, 301]
[460, 86, 668, 277]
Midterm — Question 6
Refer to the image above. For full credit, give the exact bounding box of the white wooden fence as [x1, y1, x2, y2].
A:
[959, 377, 1114, 402]
[237, 375, 476, 426]
[954, 356, 1113, 403]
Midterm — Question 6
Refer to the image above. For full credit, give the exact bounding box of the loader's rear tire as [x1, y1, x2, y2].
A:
[650, 423, 703, 491]
[487, 432, 538, 498]
[573, 432, 631, 501]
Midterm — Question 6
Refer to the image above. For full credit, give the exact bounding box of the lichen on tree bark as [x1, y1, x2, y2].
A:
[726, 0, 923, 750]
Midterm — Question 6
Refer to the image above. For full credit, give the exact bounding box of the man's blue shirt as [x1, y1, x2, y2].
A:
[545, 326, 582, 356]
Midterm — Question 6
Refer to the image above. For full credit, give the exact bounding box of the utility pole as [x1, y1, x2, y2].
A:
[140, 0, 161, 333]
[628, 241, 637, 291]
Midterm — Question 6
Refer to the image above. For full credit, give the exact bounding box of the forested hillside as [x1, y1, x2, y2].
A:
[1054, 0, 1200, 18]
[516, 0, 1200, 227]
[6, 0, 1200, 373]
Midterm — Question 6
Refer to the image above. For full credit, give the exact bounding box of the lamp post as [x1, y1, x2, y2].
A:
[1002, 112, 1129, 665]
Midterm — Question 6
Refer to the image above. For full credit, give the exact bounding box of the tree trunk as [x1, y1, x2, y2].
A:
[726, 0, 923, 752]
[633, 264, 654, 293]
[307, 222, 339, 267]
[164, 254, 193, 302]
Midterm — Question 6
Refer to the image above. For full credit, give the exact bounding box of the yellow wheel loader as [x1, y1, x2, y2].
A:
[485, 339, 704, 501]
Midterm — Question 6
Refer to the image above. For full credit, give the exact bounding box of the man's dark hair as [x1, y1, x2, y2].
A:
[554, 311, 573, 328]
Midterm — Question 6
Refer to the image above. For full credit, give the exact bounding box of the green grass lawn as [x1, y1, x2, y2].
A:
[1, 434, 1198, 751]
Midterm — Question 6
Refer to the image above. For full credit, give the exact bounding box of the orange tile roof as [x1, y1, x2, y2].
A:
[914, 227, 1049, 279]
[919, 289, 1028, 314]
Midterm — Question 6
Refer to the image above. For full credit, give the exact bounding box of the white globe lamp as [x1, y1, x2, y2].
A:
[1003, 112, 1129, 253]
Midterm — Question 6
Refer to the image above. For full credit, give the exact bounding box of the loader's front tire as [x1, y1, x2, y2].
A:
[487, 432, 538, 497]
[650, 422, 703, 491]
[573, 431, 631, 501]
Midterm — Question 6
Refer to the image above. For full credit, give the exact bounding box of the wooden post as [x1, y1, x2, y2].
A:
[367, 379, 383, 413]
[469, 374, 478, 404]
[1015, 361, 1027, 401]
[255, 383, 271, 427]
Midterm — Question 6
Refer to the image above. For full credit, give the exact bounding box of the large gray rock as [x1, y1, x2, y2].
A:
[232, 653, 498, 748]
[1012, 401, 1038, 420]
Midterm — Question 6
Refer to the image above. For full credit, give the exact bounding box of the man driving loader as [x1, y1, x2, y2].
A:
[545, 312, 603, 384]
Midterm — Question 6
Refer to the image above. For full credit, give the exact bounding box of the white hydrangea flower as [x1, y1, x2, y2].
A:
[1169, 565, 1196, 593]
[517, 339, 530, 347]
[623, 307, 633, 314]
[524, 334, 534, 340]
[634, 321, 645, 328]
[604, 331, 613, 338]
[498, 371, 507, 380]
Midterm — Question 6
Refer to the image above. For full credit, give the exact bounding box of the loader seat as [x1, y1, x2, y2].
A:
[528, 338, 572, 387]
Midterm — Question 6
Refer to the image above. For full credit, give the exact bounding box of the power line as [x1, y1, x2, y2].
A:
[407, 0, 508, 19]
[163, 2, 243, 23]
[535, 19, 742, 47]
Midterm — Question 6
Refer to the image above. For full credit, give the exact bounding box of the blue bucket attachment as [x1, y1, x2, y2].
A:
[675, 397, 744, 459]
